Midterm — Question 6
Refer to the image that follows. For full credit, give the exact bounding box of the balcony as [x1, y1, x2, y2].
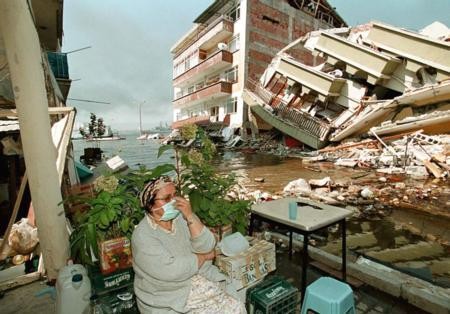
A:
[173, 50, 233, 87]
[366, 22, 450, 80]
[172, 115, 211, 129]
[47, 52, 69, 79]
[173, 16, 234, 58]
[277, 57, 346, 101]
[173, 81, 232, 108]
[314, 32, 401, 85]
[47, 52, 71, 101]
[242, 85, 330, 149]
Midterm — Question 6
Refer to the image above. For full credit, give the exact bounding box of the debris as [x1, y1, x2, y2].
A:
[360, 188, 374, 199]
[422, 160, 445, 178]
[335, 159, 358, 167]
[254, 177, 265, 183]
[283, 178, 311, 195]
[308, 177, 332, 187]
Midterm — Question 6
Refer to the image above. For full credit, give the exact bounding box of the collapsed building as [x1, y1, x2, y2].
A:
[243, 21, 450, 149]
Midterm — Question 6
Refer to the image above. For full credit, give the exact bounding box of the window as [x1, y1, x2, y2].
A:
[222, 66, 238, 83]
[228, 34, 240, 53]
[226, 97, 238, 113]
[210, 106, 219, 117]
[227, 3, 240, 22]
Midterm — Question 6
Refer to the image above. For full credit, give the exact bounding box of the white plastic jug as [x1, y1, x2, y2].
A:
[56, 261, 92, 314]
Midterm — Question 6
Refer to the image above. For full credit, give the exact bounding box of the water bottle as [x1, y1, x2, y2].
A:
[56, 261, 91, 314]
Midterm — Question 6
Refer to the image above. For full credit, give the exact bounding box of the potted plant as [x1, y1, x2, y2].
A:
[67, 164, 175, 268]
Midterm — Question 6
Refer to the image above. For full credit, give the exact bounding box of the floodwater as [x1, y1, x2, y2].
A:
[212, 151, 450, 288]
[73, 135, 450, 287]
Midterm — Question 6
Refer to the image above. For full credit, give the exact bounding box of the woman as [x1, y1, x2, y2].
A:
[132, 176, 245, 313]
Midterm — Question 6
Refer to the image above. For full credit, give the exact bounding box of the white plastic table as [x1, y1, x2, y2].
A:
[250, 197, 353, 303]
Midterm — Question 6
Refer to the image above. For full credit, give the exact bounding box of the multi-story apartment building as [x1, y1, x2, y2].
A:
[171, 0, 345, 132]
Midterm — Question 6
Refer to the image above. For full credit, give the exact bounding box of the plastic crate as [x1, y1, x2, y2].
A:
[247, 276, 299, 314]
[98, 285, 139, 314]
[88, 265, 134, 295]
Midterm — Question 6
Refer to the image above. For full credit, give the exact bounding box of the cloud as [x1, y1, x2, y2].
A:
[63, 0, 212, 131]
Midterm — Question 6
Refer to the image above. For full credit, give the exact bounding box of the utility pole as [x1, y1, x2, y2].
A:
[0, 0, 69, 279]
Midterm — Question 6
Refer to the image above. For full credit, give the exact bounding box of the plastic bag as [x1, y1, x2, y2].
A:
[8, 218, 39, 254]
[1, 136, 23, 156]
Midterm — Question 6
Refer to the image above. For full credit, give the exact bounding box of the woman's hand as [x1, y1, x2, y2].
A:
[196, 250, 215, 268]
[174, 196, 193, 219]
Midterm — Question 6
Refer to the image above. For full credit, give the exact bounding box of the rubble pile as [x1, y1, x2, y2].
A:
[311, 131, 450, 180]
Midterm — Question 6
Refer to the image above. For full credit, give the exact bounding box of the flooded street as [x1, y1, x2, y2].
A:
[213, 151, 450, 288]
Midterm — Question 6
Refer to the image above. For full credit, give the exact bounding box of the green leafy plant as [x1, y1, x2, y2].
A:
[68, 164, 175, 265]
[158, 126, 250, 235]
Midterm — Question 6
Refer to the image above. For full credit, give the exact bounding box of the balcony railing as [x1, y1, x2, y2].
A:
[173, 50, 233, 87]
[247, 79, 331, 141]
[173, 81, 232, 107]
[173, 15, 234, 58]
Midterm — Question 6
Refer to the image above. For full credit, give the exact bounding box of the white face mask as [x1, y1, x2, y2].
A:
[158, 200, 180, 221]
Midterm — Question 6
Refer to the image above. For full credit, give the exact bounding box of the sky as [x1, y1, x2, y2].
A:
[63, 0, 450, 132]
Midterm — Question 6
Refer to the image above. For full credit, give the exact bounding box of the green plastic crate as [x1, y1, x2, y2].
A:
[88, 265, 134, 295]
[98, 286, 139, 314]
[247, 276, 299, 314]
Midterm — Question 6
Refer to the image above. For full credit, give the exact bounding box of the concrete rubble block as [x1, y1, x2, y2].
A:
[366, 242, 444, 263]
[405, 165, 429, 178]
[401, 282, 450, 314]
[309, 176, 333, 187]
[360, 187, 374, 199]
[283, 178, 311, 194]
[377, 167, 405, 174]
[423, 160, 446, 178]
[379, 154, 397, 166]
[335, 158, 358, 167]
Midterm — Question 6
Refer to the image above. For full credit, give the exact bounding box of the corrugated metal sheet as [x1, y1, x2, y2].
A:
[0, 119, 19, 132]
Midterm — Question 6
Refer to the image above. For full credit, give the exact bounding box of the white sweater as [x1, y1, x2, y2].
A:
[132, 215, 230, 313]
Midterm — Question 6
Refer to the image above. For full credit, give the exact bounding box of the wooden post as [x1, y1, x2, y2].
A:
[0, 0, 69, 279]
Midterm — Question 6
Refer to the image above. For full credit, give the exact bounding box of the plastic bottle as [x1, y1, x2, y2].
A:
[56, 260, 92, 314]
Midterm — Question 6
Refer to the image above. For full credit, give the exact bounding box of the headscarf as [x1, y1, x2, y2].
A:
[139, 176, 172, 210]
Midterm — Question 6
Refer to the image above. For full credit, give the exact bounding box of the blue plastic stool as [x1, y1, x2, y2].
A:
[301, 277, 355, 314]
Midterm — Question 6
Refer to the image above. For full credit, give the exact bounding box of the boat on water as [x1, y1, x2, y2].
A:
[136, 102, 170, 140]
[74, 123, 125, 141]
[85, 135, 125, 142]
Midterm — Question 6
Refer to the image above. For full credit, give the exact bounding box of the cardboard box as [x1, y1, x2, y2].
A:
[215, 239, 276, 290]
[99, 237, 132, 275]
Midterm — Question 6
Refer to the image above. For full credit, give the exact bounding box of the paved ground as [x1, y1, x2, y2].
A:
[0, 247, 430, 314]
[275, 246, 428, 314]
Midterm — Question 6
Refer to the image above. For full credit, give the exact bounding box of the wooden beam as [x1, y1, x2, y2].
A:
[0, 272, 41, 292]
[0, 174, 28, 260]
[0, 107, 74, 118]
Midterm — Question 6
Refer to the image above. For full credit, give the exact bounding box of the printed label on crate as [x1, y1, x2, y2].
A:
[104, 271, 132, 288]
[99, 237, 133, 275]
[215, 239, 276, 290]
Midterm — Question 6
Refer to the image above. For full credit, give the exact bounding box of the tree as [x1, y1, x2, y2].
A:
[97, 118, 106, 137]
[88, 113, 97, 136]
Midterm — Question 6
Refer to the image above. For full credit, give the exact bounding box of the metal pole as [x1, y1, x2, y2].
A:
[0, 0, 69, 280]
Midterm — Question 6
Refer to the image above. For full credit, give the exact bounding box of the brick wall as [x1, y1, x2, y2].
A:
[245, 0, 333, 84]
